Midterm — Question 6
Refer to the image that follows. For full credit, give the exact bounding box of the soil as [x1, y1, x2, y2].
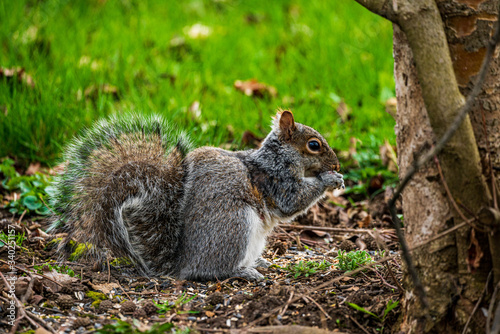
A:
[0, 190, 403, 334]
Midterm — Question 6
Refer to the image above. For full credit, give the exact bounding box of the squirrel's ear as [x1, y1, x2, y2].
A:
[279, 110, 296, 140]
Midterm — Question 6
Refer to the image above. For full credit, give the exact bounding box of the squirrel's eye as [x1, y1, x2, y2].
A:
[307, 139, 321, 153]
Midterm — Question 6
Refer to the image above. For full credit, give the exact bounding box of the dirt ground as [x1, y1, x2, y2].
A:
[0, 190, 403, 334]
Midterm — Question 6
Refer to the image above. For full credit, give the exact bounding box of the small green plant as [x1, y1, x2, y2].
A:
[96, 320, 189, 334]
[343, 143, 398, 198]
[0, 231, 26, 248]
[0, 159, 54, 215]
[284, 260, 333, 279]
[155, 292, 198, 314]
[335, 250, 374, 271]
[33, 264, 79, 278]
[348, 299, 399, 323]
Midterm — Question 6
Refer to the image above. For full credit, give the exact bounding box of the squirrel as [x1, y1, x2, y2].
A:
[49, 110, 344, 281]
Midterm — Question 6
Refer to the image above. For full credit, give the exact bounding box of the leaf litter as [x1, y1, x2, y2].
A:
[0, 150, 403, 333]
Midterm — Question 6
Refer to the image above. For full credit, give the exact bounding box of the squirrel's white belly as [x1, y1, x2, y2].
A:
[239, 208, 273, 268]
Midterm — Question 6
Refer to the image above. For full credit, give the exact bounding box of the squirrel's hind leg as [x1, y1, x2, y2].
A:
[234, 267, 264, 280]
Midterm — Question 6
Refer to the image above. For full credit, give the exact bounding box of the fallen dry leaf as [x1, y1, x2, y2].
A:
[356, 214, 372, 228]
[188, 100, 201, 120]
[234, 79, 277, 98]
[385, 97, 397, 119]
[25, 162, 41, 175]
[184, 23, 212, 39]
[89, 282, 120, 295]
[0, 67, 35, 88]
[467, 229, 483, 273]
[84, 83, 119, 100]
[242, 130, 263, 148]
[336, 100, 351, 122]
[379, 140, 398, 173]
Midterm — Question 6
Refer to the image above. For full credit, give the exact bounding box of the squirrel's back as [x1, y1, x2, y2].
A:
[50, 113, 192, 274]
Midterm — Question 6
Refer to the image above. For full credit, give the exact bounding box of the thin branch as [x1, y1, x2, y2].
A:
[488, 282, 500, 334]
[278, 224, 396, 235]
[387, 15, 500, 312]
[462, 271, 492, 334]
[434, 155, 469, 222]
[246, 255, 398, 327]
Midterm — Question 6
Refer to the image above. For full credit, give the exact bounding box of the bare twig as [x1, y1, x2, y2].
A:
[279, 291, 294, 316]
[488, 282, 500, 334]
[387, 14, 500, 311]
[348, 314, 371, 334]
[384, 261, 404, 293]
[0, 272, 55, 334]
[463, 271, 492, 334]
[20, 274, 36, 303]
[434, 155, 469, 222]
[0, 260, 63, 287]
[246, 255, 398, 327]
[18, 210, 27, 224]
[409, 221, 469, 250]
[278, 224, 396, 235]
[303, 295, 332, 320]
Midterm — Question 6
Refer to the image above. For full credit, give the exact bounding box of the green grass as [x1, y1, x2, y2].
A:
[0, 0, 394, 165]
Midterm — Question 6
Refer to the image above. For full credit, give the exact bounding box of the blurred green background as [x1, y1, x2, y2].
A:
[0, 0, 394, 165]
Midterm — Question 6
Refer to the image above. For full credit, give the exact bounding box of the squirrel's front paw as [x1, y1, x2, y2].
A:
[320, 171, 345, 190]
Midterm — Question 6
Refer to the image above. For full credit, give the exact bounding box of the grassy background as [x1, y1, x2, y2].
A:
[0, 0, 394, 165]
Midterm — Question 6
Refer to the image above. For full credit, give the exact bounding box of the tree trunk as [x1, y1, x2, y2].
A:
[392, 1, 499, 332]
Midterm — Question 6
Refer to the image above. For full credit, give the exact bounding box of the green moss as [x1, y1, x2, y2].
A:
[45, 238, 63, 249]
[110, 257, 132, 266]
[69, 242, 91, 261]
[91, 300, 102, 308]
[86, 291, 107, 301]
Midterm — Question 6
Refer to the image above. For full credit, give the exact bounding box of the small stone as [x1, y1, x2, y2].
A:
[57, 295, 74, 310]
[120, 300, 136, 313]
[187, 316, 197, 321]
[98, 300, 113, 313]
[72, 317, 91, 329]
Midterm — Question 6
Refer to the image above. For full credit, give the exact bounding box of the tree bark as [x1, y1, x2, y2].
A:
[354, 0, 499, 332]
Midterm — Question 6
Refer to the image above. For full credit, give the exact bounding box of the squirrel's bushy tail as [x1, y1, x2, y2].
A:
[49, 113, 192, 275]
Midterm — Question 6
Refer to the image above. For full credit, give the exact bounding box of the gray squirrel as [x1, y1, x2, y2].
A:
[49, 110, 344, 281]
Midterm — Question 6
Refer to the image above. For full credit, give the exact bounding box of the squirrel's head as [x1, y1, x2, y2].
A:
[270, 110, 340, 177]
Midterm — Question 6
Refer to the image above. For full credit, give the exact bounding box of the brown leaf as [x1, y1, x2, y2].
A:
[379, 140, 398, 172]
[188, 100, 201, 120]
[336, 100, 351, 122]
[299, 230, 330, 245]
[49, 161, 67, 175]
[0, 67, 36, 88]
[385, 97, 397, 119]
[368, 174, 384, 195]
[84, 83, 119, 100]
[356, 214, 372, 228]
[348, 137, 358, 159]
[205, 310, 215, 317]
[242, 130, 263, 148]
[467, 229, 483, 273]
[234, 79, 277, 98]
[25, 162, 41, 175]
